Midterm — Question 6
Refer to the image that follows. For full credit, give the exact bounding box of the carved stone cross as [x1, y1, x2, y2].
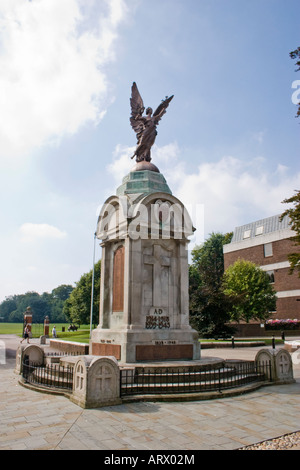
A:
[94, 365, 113, 397]
[278, 353, 289, 375]
[144, 244, 171, 307]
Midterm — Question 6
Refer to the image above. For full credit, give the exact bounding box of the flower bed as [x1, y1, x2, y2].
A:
[265, 319, 300, 330]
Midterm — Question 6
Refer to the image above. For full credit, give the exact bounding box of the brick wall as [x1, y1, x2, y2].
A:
[274, 268, 300, 292]
[223, 236, 300, 327]
[49, 339, 89, 355]
[276, 297, 300, 319]
[224, 238, 300, 269]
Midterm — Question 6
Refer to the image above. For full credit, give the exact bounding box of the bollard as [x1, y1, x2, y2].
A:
[272, 336, 275, 349]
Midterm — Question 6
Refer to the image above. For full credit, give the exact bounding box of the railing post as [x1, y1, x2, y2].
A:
[268, 360, 272, 382]
[272, 335, 275, 350]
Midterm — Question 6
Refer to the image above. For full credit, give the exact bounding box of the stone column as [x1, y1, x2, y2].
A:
[129, 238, 143, 328]
[99, 243, 110, 328]
[123, 237, 131, 328]
[44, 316, 49, 337]
[179, 240, 190, 328]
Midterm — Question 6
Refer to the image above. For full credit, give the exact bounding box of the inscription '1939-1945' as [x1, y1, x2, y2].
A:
[145, 316, 170, 329]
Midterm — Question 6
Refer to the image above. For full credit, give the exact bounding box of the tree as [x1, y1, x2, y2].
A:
[281, 190, 300, 277]
[50, 285, 74, 322]
[0, 285, 74, 323]
[0, 296, 17, 321]
[52, 285, 74, 301]
[223, 260, 277, 323]
[63, 260, 101, 325]
[189, 232, 234, 338]
[290, 47, 300, 118]
[14, 292, 46, 323]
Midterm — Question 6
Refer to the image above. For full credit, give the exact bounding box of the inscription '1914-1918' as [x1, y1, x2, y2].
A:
[145, 316, 170, 329]
[145, 307, 170, 329]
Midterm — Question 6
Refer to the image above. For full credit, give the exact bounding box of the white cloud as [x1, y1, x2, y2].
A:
[171, 156, 300, 238]
[19, 223, 67, 242]
[107, 144, 136, 183]
[106, 142, 182, 184]
[107, 142, 300, 241]
[252, 130, 266, 144]
[0, 0, 127, 158]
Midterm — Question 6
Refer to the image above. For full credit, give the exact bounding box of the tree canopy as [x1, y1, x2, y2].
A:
[0, 285, 74, 323]
[189, 233, 277, 337]
[189, 232, 234, 338]
[281, 190, 300, 277]
[63, 260, 101, 326]
[223, 259, 277, 323]
[0, 261, 101, 326]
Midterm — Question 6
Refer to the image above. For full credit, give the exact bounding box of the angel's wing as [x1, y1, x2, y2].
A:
[153, 94, 174, 123]
[130, 82, 145, 136]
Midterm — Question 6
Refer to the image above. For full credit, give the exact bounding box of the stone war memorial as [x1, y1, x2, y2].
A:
[90, 84, 200, 362]
[16, 83, 295, 408]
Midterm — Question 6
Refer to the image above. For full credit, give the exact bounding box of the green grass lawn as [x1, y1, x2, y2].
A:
[0, 323, 284, 346]
[54, 329, 91, 343]
[0, 322, 91, 343]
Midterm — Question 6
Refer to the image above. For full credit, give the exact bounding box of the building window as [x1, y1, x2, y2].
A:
[255, 225, 264, 236]
[264, 243, 273, 257]
[243, 230, 251, 239]
[266, 270, 275, 283]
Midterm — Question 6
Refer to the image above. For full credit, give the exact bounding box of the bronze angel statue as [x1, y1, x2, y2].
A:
[130, 82, 174, 163]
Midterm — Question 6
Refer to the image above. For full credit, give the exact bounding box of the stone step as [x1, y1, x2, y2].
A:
[127, 367, 240, 384]
[25, 364, 73, 388]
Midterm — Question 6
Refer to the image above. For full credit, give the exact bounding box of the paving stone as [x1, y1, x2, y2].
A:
[1, 336, 300, 450]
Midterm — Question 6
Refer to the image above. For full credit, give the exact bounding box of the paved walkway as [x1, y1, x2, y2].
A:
[0, 335, 300, 451]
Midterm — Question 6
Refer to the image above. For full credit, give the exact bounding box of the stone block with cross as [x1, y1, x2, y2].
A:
[255, 348, 295, 384]
[71, 356, 122, 409]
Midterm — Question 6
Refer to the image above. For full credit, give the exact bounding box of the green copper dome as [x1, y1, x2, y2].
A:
[116, 163, 172, 197]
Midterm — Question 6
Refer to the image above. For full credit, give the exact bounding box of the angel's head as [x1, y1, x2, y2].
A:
[146, 107, 153, 116]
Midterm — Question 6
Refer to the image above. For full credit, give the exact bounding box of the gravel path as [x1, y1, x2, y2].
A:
[239, 431, 300, 450]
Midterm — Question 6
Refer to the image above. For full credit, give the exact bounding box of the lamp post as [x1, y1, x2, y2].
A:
[89, 232, 97, 339]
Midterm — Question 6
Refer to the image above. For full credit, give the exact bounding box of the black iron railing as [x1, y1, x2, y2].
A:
[44, 351, 83, 357]
[22, 359, 272, 397]
[22, 360, 73, 392]
[120, 360, 271, 397]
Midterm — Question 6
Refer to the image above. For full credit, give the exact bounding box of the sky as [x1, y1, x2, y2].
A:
[0, 0, 299, 302]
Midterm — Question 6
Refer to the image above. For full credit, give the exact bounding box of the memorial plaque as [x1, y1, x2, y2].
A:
[136, 344, 193, 361]
[112, 246, 124, 312]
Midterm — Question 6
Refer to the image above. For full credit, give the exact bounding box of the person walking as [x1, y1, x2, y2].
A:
[20, 325, 30, 344]
[52, 325, 57, 338]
